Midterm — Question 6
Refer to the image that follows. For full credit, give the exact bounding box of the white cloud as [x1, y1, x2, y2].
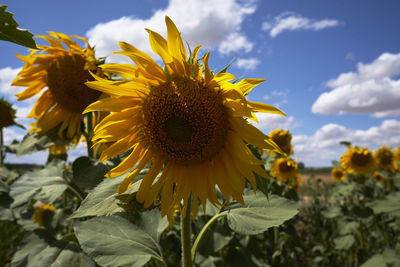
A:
[0, 67, 22, 96]
[292, 120, 400, 166]
[235, 57, 260, 70]
[86, 0, 256, 62]
[262, 12, 340, 38]
[312, 52, 400, 117]
[252, 113, 298, 130]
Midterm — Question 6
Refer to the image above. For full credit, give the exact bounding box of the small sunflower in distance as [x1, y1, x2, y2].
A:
[12, 32, 103, 140]
[84, 17, 285, 219]
[32, 202, 55, 227]
[374, 146, 397, 173]
[340, 146, 375, 175]
[331, 167, 346, 182]
[270, 157, 299, 184]
[268, 129, 293, 155]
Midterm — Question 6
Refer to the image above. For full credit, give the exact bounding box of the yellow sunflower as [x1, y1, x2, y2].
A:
[84, 17, 285, 219]
[395, 147, 400, 162]
[331, 167, 346, 182]
[340, 146, 375, 175]
[0, 98, 17, 128]
[270, 157, 299, 184]
[374, 146, 397, 173]
[268, 129, 293, 155]
[12, 32, 103, 140]
[32, 202, 55, 226]
[373, 171, 384, 183]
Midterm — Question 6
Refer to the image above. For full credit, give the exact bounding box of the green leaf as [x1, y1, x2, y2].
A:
[74, 210, 168, 267]
[368, 191, 400, 218]
[337, 220, 359, 236]
[0, 5, 37, 49]
[0, 180, 13, 220]
[13, 132, 54, 157]
[222, 193, 298, 235]
[334, 235, 355, 250]
[72, 156, 108, 191]
[70, 174, 126, 219]
[361, 248, 400, 267]
[332, 183, 355, 198]
[9, 160, 67, 208]
[11, 230, 94, 267]
[0, 166, 19, 183]
[321, 206, 342, 219]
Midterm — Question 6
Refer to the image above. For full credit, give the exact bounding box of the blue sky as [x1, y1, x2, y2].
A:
[1, 0, 399, 166]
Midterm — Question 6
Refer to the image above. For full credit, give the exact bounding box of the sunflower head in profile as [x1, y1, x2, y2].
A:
[270, 157, 299, 186]
[84, 16, 285, 220]
[12, 32, 103, 140]
[32, 202, 55, 227]
[0, 98, 17, 128]
[340, 146, 375, 175]
[268, 129, 293, 155]
[374, 146, 397, 173]
[331, 167, 346, 182]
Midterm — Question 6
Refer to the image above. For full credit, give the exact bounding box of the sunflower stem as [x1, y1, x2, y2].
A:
[191, 212, 226, 260]
[85, 112, 94, 159]
[0, 127, 3, 166]
[181, 196, 193, 267]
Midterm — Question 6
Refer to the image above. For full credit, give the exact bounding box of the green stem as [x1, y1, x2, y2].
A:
[67, 185, 84, 202]
[191, 213, 226, 260]
[0, 127, 3, 166]
[181, 196, 193, 267]
[85, 113, 94, 159]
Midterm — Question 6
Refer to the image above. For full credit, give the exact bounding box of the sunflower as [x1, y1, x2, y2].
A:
[373, 171, 384, 183]
[331, 167, 346, 182]
[374, 146, 397, 173]
[395, 147, 400, 162]
[340, 146, 375, 175]
[12, 32, 103, 140]
[32, 202, 55, 226]
[268, 129, 293, 155]
[0, 98, 17, 128]
[84, 17, 285, 219]
[270, 157, 299, 185]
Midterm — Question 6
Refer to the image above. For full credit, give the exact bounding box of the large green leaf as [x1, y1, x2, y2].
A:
[0, 180, 13, 220]
[11, 230, 94, 267]
[368, 191, 400, 218]
[0, 5, 37, 49]
[72, 156, 108, 191]
[70, 174, 126, 218]
[222, 193, 298, 235]
[9, 160, 67, 208]
[0, 166, 19, 183]
[74, 210, 168, 267]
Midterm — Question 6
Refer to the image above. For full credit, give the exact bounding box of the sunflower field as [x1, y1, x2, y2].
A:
[1, 6, 400, 267]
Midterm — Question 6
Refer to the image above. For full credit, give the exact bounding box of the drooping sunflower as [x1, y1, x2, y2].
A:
[268, 129, 293, 155]
[84, 17, 285, 219]
[0, 98, 17, 128]
[340, 146, 375, 175]
[331, 167, 346, 182]
[372, 171, 384, 183]
[12, 32, 103, 140]
[32, 202, 55, 227]
[270, 157, 299, 184]
[374, 146, 397, 173]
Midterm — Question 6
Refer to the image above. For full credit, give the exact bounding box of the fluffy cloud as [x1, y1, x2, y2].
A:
[262, 12, 340, 38]
[86, 0, 255, 62]
[252, 113, 298, 131]
[235, 57, 260, 70]
[0, 67, 21, 96]
[312, 52, 400, 117]
[292, 120, 400, 166]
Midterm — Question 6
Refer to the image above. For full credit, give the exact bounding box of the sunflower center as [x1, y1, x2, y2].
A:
[379, 151, 393, 165]
[142, 77, 228, 165]
[351, 152, 372, 166]
[47, 54, 101, 113]
[279, 161, 296, 173]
